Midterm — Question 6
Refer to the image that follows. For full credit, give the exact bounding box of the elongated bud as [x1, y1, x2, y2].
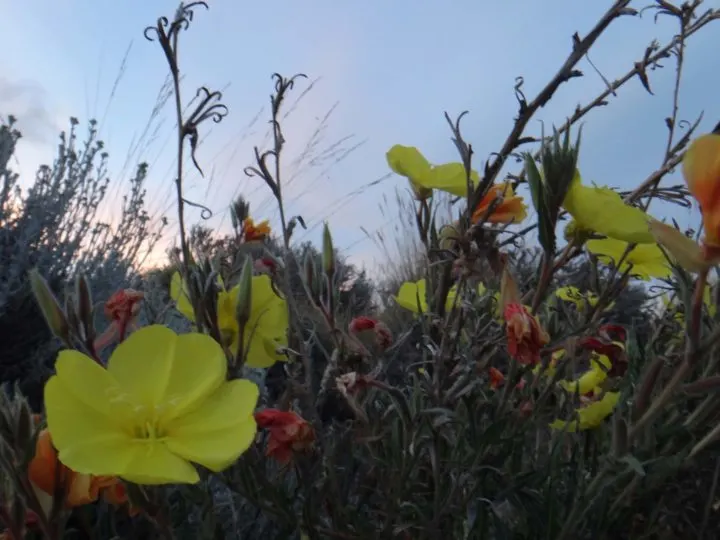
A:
[648, 219, 711, 273]
[235, 257, 253, 326]
[499, 264, 521, 311]
[74, 272, 95, 341]
[322, 222, 335, 277]
[302, 251, 318, 304]
[29, 269, 70, 345]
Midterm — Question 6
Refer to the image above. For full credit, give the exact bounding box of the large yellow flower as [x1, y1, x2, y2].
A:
[586, 238, 671, 281]
[386, 145, 480, 198]
[550, 388, 620, 432]
[171, 272, 288, 368]
[558, 354, 612, 395]
[44, 325, 259, 485]
[563, 171, 654, 244]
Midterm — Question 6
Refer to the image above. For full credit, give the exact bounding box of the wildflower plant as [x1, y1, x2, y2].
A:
[5, 1, 720, 539]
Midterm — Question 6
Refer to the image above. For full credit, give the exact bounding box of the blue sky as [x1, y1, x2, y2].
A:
[1, 0, 718, 273]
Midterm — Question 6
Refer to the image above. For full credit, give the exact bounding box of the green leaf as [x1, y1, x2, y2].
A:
[620, 454, 646, 476]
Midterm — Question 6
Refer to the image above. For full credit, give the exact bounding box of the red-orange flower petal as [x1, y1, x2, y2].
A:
[255, 409, 315, 464]
[682, 133, 720, 247]
[243, 217, 272, 242]
[471, 183, 527, 225]
[504, 303, 549, 366]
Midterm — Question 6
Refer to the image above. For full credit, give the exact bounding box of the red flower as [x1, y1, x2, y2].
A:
[489, 367, 505, 390]
[94, 289, 144, 352]
[254, 257, 278, 275]
[598, 324, 627, 343]
[580, 325, 628, 378]
[349, 316, 376, 333]
[488, 367, 526, 391]
[255, 409, 315, 465]
[504, 303, 549, 366]
[348, 316, 393, 350]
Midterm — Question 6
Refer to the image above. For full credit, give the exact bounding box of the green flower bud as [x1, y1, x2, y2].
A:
[29, 269, 70, 345]
[322, 222, 335, 277]
[235, 257, 253, 326]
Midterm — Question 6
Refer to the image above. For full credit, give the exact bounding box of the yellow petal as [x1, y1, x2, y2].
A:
[107, 326, 226, 420]
[586, 238, 671, 280]
[648, 219, 709, 273]
[45, 373, 133, 477]
[559, 368, 606, 396]
[576, 392, 620, 429]
[386, 145, 433, 181]
[395, 280, 427, 313]
[170, 272, 195, 320]
[117, 443, 200, 485]
[549, 418, 579, 433]
[563, 172, 654, 243]
[164, 379, 259, 471]
[425, 163, 480, 197]
[217, 288, 240, 336]
[244, 326, 279, 368]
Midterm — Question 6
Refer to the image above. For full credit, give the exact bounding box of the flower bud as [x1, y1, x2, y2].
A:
[74, 272, 94, 341]
[29, 269, 70, 345]
[235, 257, 253, 326]
[303, 251, 317, 297]
[322, 222, 335, 277]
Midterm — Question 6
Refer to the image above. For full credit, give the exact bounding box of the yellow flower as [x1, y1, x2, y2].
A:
[555, 286, 614, 311]
[171, 272, 288, 368]
[586, 238, 671, 281]
[533, 349, 565, 377]
[550, 389, 620, 432]
[395, 279, 456, 313]
[563, 171, 654, 244]
[558, 354, 612, 395]
[395, 279, 485, 314]
[44, 325, 259, 485]
[386, 145, 480, 199]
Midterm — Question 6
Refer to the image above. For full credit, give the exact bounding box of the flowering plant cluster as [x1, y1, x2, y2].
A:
[4, 2, 720, 539]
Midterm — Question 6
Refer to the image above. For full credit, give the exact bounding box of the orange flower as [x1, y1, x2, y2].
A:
[682, 132, 720, 249]
[489, 367, 505, 389]
[471, 182, 527, 225]
[504, 303, 549, 366]
[28, 430, 129, 510]
[488, 367, 526, 391]
[94, 289, 144, 351]
[243, 217, 271, 242]
[255, 409, 315, 464]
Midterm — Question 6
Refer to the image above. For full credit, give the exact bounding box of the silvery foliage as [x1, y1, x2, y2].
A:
[0, 115, 164, 387]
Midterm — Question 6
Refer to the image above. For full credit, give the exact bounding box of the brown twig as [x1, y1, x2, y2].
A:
[469, 0, 635, 213]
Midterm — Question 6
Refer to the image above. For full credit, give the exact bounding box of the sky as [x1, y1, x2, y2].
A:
[1, 0, 719, 276]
